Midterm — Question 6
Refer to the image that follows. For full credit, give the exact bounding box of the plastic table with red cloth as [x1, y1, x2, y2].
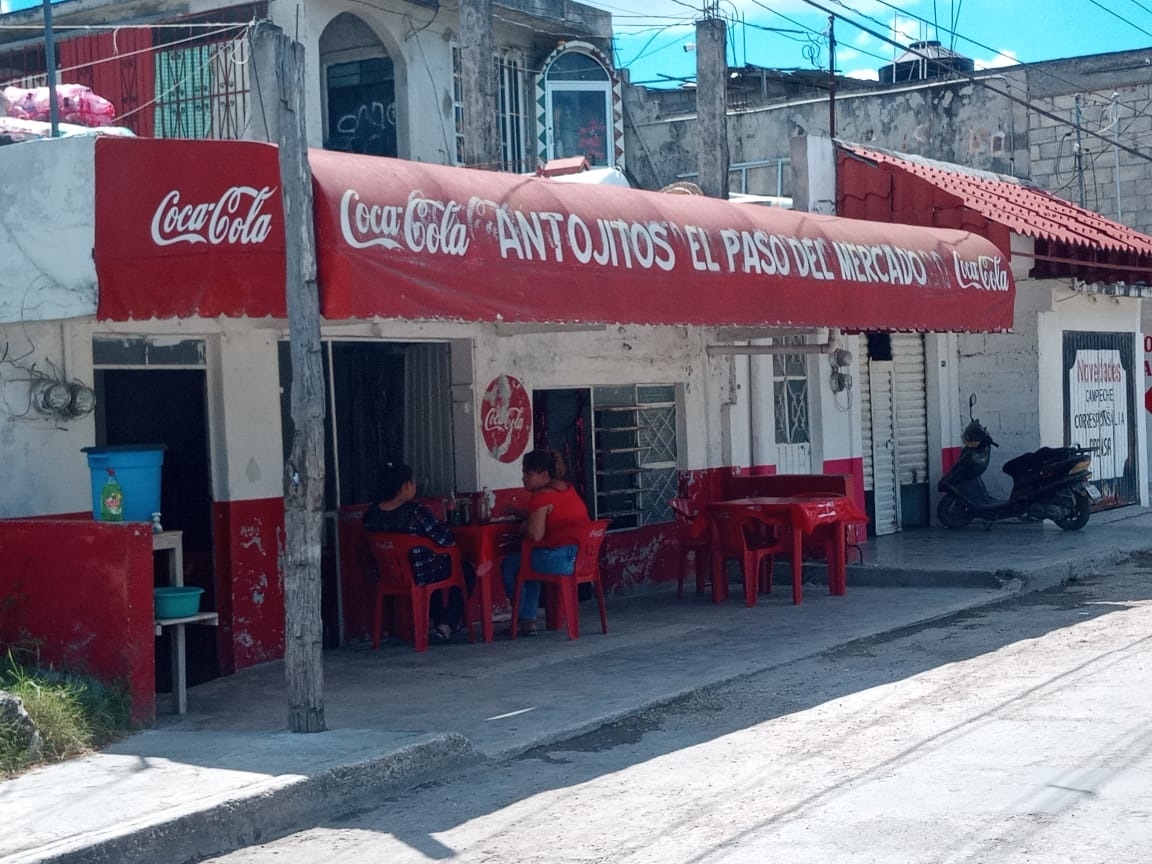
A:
[709, 495, 869, 601]
[452, 519, 522, 642]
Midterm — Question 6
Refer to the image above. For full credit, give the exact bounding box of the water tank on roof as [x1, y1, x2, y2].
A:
[878, 40, 975, 84]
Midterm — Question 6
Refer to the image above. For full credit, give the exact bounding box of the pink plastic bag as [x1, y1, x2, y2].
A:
[3, 83, 116, 127]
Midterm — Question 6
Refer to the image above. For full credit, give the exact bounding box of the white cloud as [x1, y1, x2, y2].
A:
[975, 50, 1018, 69]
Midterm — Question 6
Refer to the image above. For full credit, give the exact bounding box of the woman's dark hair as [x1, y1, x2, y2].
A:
[522, 448, 566, 479]
[377, 463, 414, 501]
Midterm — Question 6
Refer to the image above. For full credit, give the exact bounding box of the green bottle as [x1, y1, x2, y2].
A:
[100, 469, 124, 522]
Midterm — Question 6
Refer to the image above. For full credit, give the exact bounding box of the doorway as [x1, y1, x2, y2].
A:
[94, 367, 217, 688]
[278, 340, 455, 646]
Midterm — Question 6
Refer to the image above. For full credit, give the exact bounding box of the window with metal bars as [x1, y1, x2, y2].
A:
[152, 30, 252, 140]
[497, 52, 529, 173]
[592, 385, 678, 529]
[451, 43, 466, 166]
[773, 341, 811, 445]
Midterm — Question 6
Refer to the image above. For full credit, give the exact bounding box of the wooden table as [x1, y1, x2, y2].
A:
[708, 496, 868, 604]
[453, 520, 522, 642]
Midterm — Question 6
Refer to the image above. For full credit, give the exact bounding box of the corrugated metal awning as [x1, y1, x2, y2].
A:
[838, 142, 1152, 261]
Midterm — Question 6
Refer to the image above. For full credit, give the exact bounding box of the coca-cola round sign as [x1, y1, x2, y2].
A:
[481, 375, 531, 463]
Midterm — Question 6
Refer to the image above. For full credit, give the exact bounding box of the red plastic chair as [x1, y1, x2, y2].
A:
[369, 534, 474, 652]
[511, 520, 610, 640]
[709, 507, 787, 607]
[670, 498, 712, 599]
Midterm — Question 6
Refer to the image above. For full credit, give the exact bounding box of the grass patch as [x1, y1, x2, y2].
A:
[0, 650, 133, 778]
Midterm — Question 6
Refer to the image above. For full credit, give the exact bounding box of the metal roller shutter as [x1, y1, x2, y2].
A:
[892, 334, 928, 487]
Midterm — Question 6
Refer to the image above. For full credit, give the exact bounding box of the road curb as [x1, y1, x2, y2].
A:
[28, 733, 483, 864]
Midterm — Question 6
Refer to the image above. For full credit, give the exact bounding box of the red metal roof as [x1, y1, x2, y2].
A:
[838, 143, 1152, 259]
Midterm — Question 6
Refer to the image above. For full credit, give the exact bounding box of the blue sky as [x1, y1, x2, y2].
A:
[582, 0, 1152, 86]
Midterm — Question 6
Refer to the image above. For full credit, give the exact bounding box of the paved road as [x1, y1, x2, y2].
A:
[205, 557, 1152, 864]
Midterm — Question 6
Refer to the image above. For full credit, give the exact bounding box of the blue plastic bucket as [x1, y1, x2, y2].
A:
[82, 445, 165, 522]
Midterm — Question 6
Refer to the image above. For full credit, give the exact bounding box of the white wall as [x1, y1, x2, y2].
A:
[957, 279, 1145, 500]
[474, 323, 711, 489]
[0, 137, 97, 324]
[0, 312, 856, 519]
[0, 318, 97, 517]
[1038, 285, 1145, 505]
[1143, 312, 1152, 502]
[210, 324, 286, 502]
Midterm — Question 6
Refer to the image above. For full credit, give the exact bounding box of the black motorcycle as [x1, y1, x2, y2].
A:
[937, 396, 1100, 531]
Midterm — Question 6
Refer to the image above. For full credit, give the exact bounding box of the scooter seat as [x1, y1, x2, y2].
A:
[1003, 446, 1077, 478]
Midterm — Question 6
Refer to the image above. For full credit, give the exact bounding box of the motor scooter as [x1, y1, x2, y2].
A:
[937, 395, 1101, 530]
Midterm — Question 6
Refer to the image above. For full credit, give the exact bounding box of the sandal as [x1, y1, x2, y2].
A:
[429, 626, 451, 644]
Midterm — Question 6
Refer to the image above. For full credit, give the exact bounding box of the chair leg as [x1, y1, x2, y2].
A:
[677, 547, 687, 599]
[411, 589, 430, 652]
[563, 578, 580, 639]
[759, 555, 775, 595]
[790, 529, 803, 606]
[742, 551, 758, 607]
[544, 584, 563, 631]
[477, 570, 494, 643]
[711, 551, 729, 603]
[695, 549, 709, 595]
[510, 577, 523, 639]
[594, 579, 608, 635]
[372, 588, 385, 650]
[458, 580, 476, 644]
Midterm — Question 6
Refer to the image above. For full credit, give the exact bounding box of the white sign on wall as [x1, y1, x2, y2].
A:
[1069, 348, 1128, 480]
[1144, 335, 1152, 489]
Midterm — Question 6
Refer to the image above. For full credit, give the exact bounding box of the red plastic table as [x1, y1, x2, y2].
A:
[708, 495, 868, 603]
[453, 520, 521, 642]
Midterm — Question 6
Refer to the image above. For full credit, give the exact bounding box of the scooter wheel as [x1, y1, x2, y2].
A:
[1053, 492, 1091, 531]
[937, 494, 973, 528]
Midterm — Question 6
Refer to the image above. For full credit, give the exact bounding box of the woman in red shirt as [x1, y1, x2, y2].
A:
[500, 448, 591, 636]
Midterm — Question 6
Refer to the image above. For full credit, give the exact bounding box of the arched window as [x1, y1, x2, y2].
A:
[543, 48, 614, 167]
[320, 14, 398, 158]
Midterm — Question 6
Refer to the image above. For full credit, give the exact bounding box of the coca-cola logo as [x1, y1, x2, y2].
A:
[953, 252, 1009, 292]
[339, 189, 470, 256]
[480, 375, 531, 463]
[150, 186, 276, 247]
[484, 404, 526, 435]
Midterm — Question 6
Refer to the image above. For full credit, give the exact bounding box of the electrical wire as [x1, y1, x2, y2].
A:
[1, 24, 248, 91]
[1083, 0, 1152, 40]
[867, 0, 1152, 133]
[786, 0, 1152, 164]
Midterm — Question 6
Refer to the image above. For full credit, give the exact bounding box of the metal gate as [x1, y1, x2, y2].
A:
[892, 334, 930, 525]
[859, 335, 900, 535]
[1063, 331, 1139, 508]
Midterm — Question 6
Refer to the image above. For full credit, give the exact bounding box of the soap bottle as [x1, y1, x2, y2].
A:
[100, 469, 124, 522]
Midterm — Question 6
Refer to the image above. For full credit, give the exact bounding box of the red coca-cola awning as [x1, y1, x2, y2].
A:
[95, 138, 287, 320]
[312, 151, 1013, 331]
[94, 139, 1015, 331]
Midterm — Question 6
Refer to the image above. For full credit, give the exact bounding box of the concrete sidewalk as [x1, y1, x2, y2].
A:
[3, 507, 1151, 864]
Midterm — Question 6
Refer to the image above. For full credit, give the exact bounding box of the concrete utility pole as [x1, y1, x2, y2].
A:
[695, 12, 729, 199]
[1112, 91, 1122, 222]
[253, 20, 326, 733]
[827, 15, 836, 138]
[1074, 94, 1086, 209]
[460, 0, 500, 169]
